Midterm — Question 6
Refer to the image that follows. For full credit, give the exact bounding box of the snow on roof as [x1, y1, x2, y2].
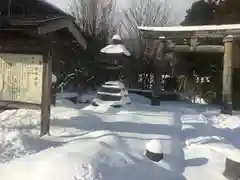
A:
[210, 146, 240, 163]
[138, 24, 240, 33]
[100, 44, 131, 56]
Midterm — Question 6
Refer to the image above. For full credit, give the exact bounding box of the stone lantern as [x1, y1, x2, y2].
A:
[100, 34, 131, 86]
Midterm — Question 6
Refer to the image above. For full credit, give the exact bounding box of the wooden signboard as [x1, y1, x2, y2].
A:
[0, 53, 43, 105]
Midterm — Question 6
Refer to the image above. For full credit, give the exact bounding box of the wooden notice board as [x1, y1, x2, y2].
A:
[0, 53, 43, 105]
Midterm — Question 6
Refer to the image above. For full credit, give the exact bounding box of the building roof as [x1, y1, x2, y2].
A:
[138, 24, 240, 32]
[0, 0, 87, 49]
[138, 24, 240, 38]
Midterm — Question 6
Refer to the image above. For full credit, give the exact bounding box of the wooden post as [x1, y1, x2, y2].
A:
[155, 39, 165, 85]
[152, 37, 165, 106]
[40, 45, 52, 136]
[221, 35, 234, 115]
[48, 45, 53, 111]
[173, 45, 224, 53]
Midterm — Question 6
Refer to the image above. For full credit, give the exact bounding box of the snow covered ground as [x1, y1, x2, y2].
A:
[0, 92, 239, 180]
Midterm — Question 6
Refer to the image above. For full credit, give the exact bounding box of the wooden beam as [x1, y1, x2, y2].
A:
[141, 30, 240, 39]
[38, 17, 70, 34]
[67, 22, 87, 49]
[138, 24, 240, 32]
[139, 24, 240, 39]
[0, 40, 44, 54]
[37, 17, 87, 49]
[174, 45, 224, 53]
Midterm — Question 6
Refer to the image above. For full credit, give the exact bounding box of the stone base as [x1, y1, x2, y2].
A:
[151, 97, 160, 106]
[233, 68, 240, 109]
[65, 96, 78, 104]
[51, 94, 56, 106]
[221, 102, 232, 115]
[145, 149, 163, 162]
[223, 158, 240, 180]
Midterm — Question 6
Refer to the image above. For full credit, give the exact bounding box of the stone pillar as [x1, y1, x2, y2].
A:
[221, 35, 234, 115]
[232, 41, 240, 109]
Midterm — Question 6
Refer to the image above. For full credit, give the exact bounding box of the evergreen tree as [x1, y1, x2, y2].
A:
[181, 0, 216, 25]
[213, 0, 240, 24]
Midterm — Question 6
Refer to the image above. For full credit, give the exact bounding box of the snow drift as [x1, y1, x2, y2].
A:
[0, 130, 185, 180]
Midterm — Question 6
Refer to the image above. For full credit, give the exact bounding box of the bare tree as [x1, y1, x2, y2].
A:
[119, 0, 174, 88]
[121, 0, 173, 58]
[69, 0, 116, 38]
[66, 0, 118, 88]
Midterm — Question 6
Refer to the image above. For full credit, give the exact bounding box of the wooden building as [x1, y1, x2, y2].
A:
[0, 0, 87, 135]
[0, 0, 87, 70]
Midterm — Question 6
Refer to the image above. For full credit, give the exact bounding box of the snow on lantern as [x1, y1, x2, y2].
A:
[101, 35, 131, 56]
[145, 139, 163, 162]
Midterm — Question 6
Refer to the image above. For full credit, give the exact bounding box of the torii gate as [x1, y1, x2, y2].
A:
[138, 24, 240, 115]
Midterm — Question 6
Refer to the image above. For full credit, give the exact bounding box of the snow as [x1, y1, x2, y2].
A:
[146, 139, 163, 154]
[210, 114, 240, 149]
[0, 130, 183, 180]
[183, 145, 227, 180]
[138, 24, 240, 32]
[100, 44, 131, 56]
[77, 90, 151, 105]
[193, 96, 207, 104]
[101, 85, 120, 89]
[0, 92, 240, 180]
[52, 74, 57, 83]
[112, 34, 122, 41]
